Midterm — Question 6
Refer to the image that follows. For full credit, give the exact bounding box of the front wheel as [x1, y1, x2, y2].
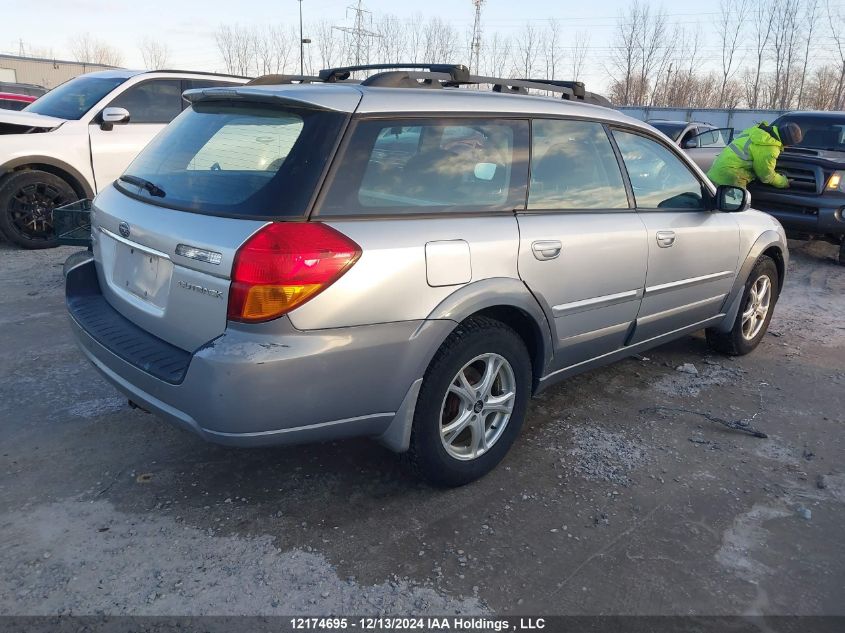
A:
[706, 256, 779, 355]
[404, 316, 532, 487]
[838, 238, 845, 266]
[0, 170, 76, 249]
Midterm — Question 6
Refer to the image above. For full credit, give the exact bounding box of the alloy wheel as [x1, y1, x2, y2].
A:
[741, 274, 772, 340]
[439, 353, 516, 461]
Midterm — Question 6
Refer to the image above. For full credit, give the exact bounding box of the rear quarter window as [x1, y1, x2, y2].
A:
[317, 118, 529, 216]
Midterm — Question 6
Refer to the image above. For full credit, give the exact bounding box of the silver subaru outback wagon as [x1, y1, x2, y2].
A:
[65, 64, 788, 487]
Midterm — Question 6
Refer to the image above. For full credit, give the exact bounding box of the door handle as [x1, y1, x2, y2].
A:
[656, 231, 676, 248]
[531, 240, 562, 260]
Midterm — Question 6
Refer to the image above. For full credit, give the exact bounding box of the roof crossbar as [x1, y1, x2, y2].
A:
[319, 63, 470, 83]
[245, 74, 322, 85]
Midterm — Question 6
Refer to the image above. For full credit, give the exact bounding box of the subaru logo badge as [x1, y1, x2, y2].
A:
[118, 222, 130, 238]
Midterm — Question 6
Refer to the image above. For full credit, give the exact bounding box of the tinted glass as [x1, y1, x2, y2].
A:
[319, 118, 529, 216]
[0, 99, 29, 111]
[108, 79, 182, 124]
[649, 122, 686, 141]
[24, 75, 126, 120]
[117, 101, 346, 217]
[529, 119, 628, 210]
[613, 130, 705, 210]
[693, 128, 730, 147]
[774, 114, 845, 152]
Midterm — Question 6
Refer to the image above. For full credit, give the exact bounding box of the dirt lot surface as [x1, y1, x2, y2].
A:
[1, 238, 843, 617]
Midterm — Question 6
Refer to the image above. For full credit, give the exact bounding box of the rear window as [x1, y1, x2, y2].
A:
[317, 118, 529, 216]
[117, 101, 346, 218]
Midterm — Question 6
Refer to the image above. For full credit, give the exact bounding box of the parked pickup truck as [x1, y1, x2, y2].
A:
[747, 111, 845, 265]
[0, 69, 247, 248]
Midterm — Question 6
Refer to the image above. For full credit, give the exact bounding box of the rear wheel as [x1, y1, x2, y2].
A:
[706, 256, 779, 355]
[404, 316, 531, 487]
[0, 170, 76, 249]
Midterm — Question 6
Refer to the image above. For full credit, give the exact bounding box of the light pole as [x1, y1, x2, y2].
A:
[298, 0, 304, 75]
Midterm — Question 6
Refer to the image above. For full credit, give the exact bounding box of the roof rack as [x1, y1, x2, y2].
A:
[245, 74, 322, 85]
[319, 63, 470, 83]
[247, 63, 610, 107]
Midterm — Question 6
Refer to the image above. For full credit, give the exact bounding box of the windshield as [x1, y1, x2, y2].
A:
[25, 75, 127, 120]
[117, 101, 347, 217]
[649, 122, 686, 141]
[774, 114, 845, 152]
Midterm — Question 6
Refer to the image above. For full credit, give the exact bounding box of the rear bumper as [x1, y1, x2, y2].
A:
[750, 188, 845, 236]
[66, 256, 451, 448]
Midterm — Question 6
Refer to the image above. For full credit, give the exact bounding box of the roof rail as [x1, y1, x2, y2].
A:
[319, 63, 470, 83]
[245, 74, 322, 85]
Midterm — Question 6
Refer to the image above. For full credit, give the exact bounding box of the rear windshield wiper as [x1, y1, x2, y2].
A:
[119, 174, 166, 198]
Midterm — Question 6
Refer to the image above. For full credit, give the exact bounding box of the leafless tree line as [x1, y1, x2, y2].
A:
[610, 0, 845, 109]
[213, 14, 592, 83]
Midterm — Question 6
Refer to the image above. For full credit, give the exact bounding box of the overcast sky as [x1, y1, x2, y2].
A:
[3, 0, 844, 91]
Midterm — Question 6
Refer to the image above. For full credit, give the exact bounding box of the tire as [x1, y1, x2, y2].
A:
[404, 316, 532, 487]
[838, 239, 845, 266]
[0, 170, 76, 249]
[706, 256, 779, 356]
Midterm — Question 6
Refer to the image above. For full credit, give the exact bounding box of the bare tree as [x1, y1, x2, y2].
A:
[138, 37, 170, 70]
[748, 0, 775, 107]
[514, 22, 540, 78]
[718, 0, 750, 107]
[482, 31, 513, 79]
[797, 0, 820, 108]
[542, 19, 561, 80]
[374, 14, 406, 64]
[69, 33, 123, 66]
[770, 0, 801, 108]
[609, 3, 641, 105]
[826, 0, 845, 108]
[571, 30, 590, 82]
[215, 24, 255, 76]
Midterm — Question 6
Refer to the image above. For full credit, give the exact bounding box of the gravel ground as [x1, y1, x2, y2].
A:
[1, 237, 843, 617]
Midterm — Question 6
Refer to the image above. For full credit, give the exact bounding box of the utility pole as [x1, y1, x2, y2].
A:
[471, 0, 485, 75]
[333, 0, 380, 69]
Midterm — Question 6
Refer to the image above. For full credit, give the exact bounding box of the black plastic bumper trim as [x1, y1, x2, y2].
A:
[66, 259, 191, 384]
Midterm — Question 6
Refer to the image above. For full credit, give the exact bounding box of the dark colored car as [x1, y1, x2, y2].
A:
[748, 111, 845, 264]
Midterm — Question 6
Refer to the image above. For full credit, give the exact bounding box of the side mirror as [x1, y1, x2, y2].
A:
[716, 185, 750, 212]
[100, 107, 130, 130]
[682, 138, 698, 150]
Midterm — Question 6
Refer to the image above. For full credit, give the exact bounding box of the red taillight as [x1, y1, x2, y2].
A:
[227, 222, 361, 323]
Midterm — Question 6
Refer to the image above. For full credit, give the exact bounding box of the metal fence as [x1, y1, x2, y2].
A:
[618, 106, 790, 135]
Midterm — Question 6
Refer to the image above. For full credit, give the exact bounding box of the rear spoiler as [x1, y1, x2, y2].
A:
[181, 86, 362, 113]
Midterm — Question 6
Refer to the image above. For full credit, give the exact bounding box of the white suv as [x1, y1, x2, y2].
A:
[0, 69, 247, 248]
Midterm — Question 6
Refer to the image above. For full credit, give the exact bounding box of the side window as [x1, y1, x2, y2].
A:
[107, 79, 182, 124]
[319, 118, 529, 216]
[692, 128, 731, 148]
[613, 130, 706, 210]
[529, 119, 629, 210]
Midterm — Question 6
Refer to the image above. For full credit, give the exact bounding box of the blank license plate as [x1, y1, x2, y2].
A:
[113, 243, 161, 304]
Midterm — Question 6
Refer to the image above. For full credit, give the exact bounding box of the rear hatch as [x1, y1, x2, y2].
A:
[90, 88, 358, 352]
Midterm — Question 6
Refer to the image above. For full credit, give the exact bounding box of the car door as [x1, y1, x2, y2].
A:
[684, 127, 733, 171]
[88, 78, 183, 191]
[611, 128, 740, 344]
[516, 119, 648, 373]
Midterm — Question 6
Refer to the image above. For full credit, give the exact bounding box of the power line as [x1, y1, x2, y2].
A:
[333, 0, 381, 67]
